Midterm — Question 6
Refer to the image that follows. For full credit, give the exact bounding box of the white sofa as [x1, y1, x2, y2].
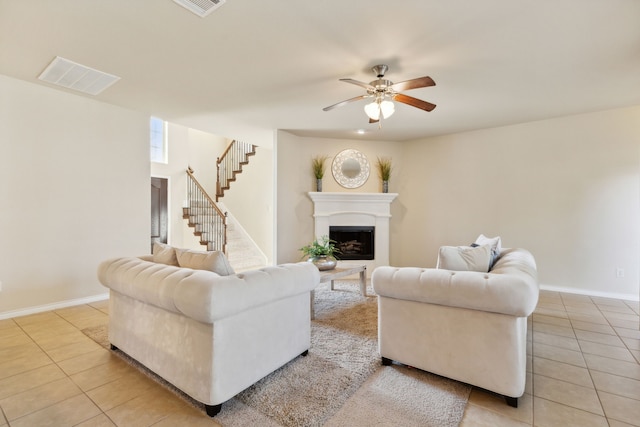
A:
[372, 248, 538, 407]
[98, 255, 320, 416]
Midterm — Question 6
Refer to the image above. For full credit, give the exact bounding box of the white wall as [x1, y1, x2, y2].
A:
[0, 75, 150, 316]
[399, 106, 640, 299]
[221, 143, 275, 263]
[275, 131, 405, 264]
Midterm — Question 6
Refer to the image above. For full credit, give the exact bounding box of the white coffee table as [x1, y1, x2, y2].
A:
[310, 265, 367, 319]
[320, 265, 367, 296]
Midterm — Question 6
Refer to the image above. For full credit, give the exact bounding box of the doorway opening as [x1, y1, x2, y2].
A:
[150, 177, 168, 252]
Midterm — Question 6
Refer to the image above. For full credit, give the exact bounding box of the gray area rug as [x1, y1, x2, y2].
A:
[83, 280, 471, 426]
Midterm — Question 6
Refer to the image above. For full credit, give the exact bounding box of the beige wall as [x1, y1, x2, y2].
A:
[399, 106, 640, 299]
[276, 107, 640, 300]
[2, 72, 637, 318]
[275, 131, 405, 264]
[221, 143, 275, 263]
[0, 75, 150, 316]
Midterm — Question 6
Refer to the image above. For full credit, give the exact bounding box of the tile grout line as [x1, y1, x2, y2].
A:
[50, 308, 118, 427]
[9, 312, 106, 426]
[562, 295, 612, 420]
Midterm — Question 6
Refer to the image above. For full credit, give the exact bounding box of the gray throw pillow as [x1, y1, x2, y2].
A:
[437, 245, 493, 272]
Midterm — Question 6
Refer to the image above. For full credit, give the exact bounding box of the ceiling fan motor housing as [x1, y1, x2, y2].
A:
[369, 79, 394, 96]
[372, 64, 389, 78]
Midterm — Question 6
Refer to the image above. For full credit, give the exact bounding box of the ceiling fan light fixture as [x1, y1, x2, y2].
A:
[364, 101, 381, 120]
[364, 99, 395, 121]
[380, 100, 395, 119]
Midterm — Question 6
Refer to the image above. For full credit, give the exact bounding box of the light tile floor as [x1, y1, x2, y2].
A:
[0, 290, 638, 426]
[460, 290, 640, 427]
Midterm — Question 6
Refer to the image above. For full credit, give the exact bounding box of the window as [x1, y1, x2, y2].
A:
[150, 117, 167, 163]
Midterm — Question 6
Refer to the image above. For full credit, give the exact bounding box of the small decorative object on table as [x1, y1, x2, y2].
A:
[376, 156, 393, 193]
[300, 235, 340, 271]
[312, 155, 329, 192]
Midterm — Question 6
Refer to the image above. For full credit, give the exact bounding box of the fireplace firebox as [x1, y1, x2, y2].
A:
[329, 226, 375, 261]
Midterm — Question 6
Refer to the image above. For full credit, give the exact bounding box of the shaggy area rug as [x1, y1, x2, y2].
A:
[83, 280, 471, 426]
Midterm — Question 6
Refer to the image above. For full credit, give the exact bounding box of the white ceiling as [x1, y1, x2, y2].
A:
[2, 0, 640, 141]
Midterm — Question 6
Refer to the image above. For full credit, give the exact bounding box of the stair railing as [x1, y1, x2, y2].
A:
[185, 168, 227, 253]
[216, 140, 256, 201]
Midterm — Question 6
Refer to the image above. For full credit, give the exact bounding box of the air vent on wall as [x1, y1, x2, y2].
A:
[173, 0, 226, 17]
[38, 56, 120, 96]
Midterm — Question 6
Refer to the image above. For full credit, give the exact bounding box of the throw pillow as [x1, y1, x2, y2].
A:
[473, 234, 502, 269]
[152, 242, 179, 266]
[175, 248, 235, 276]
[437, 244, 493, 273]
[474, 234, 502, 254]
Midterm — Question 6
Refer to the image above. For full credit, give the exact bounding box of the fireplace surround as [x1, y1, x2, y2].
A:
[308, 192, 398, 272]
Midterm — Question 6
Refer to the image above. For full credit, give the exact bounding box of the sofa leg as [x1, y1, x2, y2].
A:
[301, 350, 309, 357]
[109, 344, 118, 351]
[205, 404, 222, 417]
[381, 357, 392, 366]
[505, 396, 518, 408]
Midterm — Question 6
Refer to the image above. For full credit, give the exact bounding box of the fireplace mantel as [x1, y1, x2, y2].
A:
[309, 191, 398, 201]
[308, 192, 398, 272]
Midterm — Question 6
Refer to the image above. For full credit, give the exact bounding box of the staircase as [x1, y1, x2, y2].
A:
[184, 141, 267, 271]
[184, 168, 227, 253]
[216, 140, 256, 201]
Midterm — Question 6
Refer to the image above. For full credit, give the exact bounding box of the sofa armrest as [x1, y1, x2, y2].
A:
[372, 249, 538, 317]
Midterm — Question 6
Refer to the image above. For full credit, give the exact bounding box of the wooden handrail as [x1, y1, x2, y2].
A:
[216, 140, 256, 201]
[217, 140, 236, 164]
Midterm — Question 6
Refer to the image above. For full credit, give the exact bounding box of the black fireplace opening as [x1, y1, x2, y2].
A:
[329, 226, 375, 261]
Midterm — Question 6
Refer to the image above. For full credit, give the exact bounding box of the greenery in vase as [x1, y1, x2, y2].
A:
[300, 235, 341, 259]
[312, 155, 329, 179]
[376, 156, 393, 181]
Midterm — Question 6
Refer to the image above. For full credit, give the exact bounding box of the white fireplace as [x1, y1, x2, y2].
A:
[308, 192, 398, 272]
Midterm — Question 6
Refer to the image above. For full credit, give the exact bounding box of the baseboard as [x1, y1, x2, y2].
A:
[0, 293, 110, 320]
[540, 284, 639, 302]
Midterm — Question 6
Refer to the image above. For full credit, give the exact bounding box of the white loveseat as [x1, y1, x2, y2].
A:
[98, 253, 320, 417]
[372, 247, 538, 407]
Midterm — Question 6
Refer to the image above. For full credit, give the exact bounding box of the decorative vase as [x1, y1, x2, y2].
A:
[316, 178, 322, 192]
[309, 255, 337, 271]
[382, 180, 389, 193]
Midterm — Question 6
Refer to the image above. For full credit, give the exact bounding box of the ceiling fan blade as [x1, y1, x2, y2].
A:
[390, 76, 435, 92]
[393, 93, 436, 112]
[322, 94, 369, 111]
[339, 78, 375, 91]
[369, 118, 379, 124]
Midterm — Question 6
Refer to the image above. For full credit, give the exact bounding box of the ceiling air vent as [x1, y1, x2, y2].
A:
[173, 0, 226, 17]
[38, 56, 120, 96]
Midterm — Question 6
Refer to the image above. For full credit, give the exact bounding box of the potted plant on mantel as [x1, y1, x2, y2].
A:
[312, 155, 329, 192]
[300, 235, 341, 271]
[376, 156, 393, 193]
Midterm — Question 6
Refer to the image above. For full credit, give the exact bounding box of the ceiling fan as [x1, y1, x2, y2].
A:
[323, 64, 436, 124]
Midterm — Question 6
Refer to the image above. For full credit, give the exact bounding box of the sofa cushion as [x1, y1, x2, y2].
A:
[152, 242, 179, 266]
[437, 244, 493, 272]
[175, 248, 235, 276]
